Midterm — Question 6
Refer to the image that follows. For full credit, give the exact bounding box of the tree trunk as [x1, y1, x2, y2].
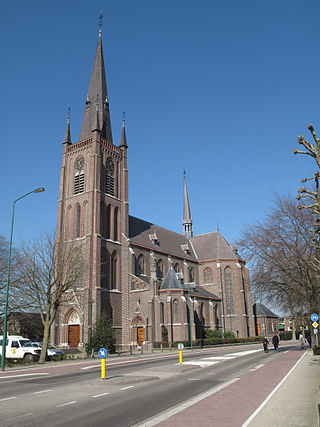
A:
[39, 316, 51, 364]
[290, 310, 296, 340]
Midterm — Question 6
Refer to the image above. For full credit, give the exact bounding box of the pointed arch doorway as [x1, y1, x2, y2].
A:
[131, 315, 145, 346]
[68, 310, 81, 348]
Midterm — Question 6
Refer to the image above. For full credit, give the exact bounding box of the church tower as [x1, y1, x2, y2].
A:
[54, 27, 129, 347]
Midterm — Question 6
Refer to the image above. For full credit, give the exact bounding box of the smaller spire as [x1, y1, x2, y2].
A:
[91, 104, 101, 132]
[119, 112, 128, 148]
[183, 170, 193, 239]
[63, 107, 72, 144]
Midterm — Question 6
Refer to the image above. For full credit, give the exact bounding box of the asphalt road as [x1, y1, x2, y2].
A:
[0, 343, 296, 427]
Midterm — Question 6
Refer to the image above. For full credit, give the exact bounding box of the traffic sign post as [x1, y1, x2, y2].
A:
[311, 313, 319, 322]
[178, 343, 184, 365]
[99, 348, 107, 379]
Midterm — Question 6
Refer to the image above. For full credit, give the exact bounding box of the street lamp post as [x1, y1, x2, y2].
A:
[88, 300, 94, 357]
[1, 188, 45, 371]
[228, 303, 233, 336]
[187, 267, 193, 351]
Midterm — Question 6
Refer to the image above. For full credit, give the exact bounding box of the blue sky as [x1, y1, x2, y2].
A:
[1, 0, 319, 248]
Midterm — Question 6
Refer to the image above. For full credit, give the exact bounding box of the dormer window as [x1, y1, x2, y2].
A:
[181, 243, 190, 254]
[149, 230, 158, 245]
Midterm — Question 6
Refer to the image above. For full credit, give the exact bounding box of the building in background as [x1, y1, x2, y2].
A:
[52, 27, 255, 348]
[253, 303, 279, 337]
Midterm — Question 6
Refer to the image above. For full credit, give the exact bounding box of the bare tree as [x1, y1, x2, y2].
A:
[18, 231, 86, 363]
[0, 234, 33, 321]
[238, 195, 319, 338]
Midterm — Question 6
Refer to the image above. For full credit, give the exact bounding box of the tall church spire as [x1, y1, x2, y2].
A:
[79, 26, 113, 142]
[183, 170, 193, 239]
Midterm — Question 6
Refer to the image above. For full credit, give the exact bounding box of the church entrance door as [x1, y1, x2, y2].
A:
[137, 327, 144, 346]
[68, 325, 80, 347]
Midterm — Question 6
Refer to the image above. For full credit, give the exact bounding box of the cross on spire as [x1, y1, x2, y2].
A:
[98, 10, 103, 33]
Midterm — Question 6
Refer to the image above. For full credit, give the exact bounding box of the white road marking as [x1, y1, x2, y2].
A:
[121, 386, 134, 390]
[92, 392, 109, 398]
[57, 401, 77, 407]
[249, 364, 265, 372]
[204, 356, 236, 360]
[137, 377, 240, 427]
[182, 361, 219, 367]
[0, 396, 16, 402]
[284, 350, 289, 353]
[188, 378, 200, 380]
[226, 349, 262, 357]
[242, 351, 307, 427]
[33, 389, 52, 395]
[0, 373, 49, 379]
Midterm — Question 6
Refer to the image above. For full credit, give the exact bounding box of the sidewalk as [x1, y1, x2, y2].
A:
[142, 348, 320, 427]
[246, 349, 320, 427]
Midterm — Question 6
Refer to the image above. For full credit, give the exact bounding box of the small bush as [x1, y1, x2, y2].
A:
[223, 331, 235, 339]
[205, 329, 222, 339]
[279, 331, 293, 341]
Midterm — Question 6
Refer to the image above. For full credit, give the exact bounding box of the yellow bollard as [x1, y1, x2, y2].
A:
[179, 350, 182, 364]
[101, 358, 106, 379]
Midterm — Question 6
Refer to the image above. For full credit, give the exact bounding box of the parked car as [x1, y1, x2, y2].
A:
[31, 342, 64, 360]
[0, 335, 41, 362]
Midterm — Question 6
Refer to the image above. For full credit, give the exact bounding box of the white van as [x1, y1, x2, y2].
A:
[0, 335, 41, 362]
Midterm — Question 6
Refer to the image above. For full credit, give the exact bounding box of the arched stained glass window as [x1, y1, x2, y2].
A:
[225, 267, 234, 314]
[137, 254, 145, 275]
[204, 267, 213, 284]
[173, 300, 179, 323]
[75, 204, 81, 238]
[156, 259, 165, 280]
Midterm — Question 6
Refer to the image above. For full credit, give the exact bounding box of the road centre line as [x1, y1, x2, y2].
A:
[33, 389, 53, 395]
[0, 396, 16, 402]
[92, 392, 109, 398]
[136, 377, 240, 427]
[241, 351, 307, 427]
[57, 401, 77, 407]
[188, 378, 200, 381]
[0, 373, 49, 379]
[226, 349, 262, 357]
[121, 386, 134, 390]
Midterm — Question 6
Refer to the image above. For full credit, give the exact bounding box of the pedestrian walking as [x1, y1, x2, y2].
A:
[299, 333, 307, 350]
[263, 337, 269, 353]
[306, 335, 312, 348]
[272, 332, 279, 352]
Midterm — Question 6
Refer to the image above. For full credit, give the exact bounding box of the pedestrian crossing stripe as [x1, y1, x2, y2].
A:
[182, 361, 219, 367]
[180, 348, 263, 367]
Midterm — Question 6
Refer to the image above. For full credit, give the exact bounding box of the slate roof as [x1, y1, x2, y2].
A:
[129, 216, 197, 261]
[190, 231, 240, 261]
[159, 267, 220, 300]
[253, 303, 279, 318]
[160, 267, 185, 290]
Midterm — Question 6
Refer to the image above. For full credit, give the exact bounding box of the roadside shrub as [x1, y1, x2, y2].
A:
[91, 311, 116, 354]
[205, 329, 222, 339]
[223, 331, 235, 339]
[279, 331, 292, 341]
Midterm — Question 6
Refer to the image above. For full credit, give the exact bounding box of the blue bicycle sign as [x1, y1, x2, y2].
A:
[311, 313, 319, 322]
[98, 348, 107, 358]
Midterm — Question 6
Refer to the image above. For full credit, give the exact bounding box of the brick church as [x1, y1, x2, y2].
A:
[52, 28, 255, 348]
